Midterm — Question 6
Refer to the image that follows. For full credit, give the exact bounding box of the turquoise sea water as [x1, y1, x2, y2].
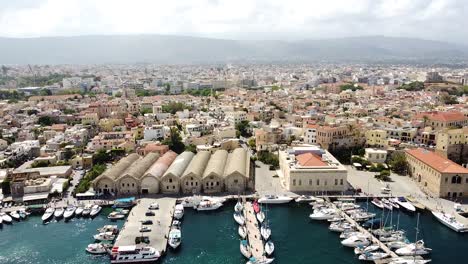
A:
[0, 202, 466, 264]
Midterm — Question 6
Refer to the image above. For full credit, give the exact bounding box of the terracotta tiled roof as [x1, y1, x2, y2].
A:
[296, 153, 327, 167]
[406, 148, 468, 174]
[416, 111, 466, 122]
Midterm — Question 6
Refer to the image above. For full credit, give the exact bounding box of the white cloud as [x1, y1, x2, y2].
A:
[0, 0, 466, 43]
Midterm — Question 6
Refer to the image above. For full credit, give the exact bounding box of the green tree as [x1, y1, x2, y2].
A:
[248, 138, 256, 149]
[235, 120, 252, 138]
[39, 89, 52, 96]
[185, 144, 197, 153]
[37, 116, 54, 126]
[389, 152, 408, 175]
[162, 127, 186, 154]
[398, 81, 425, 91]
[375, 170, 391, 181]
[340, 83, 363, 91]
[92, 149, 113, 164]
[74, 164, 106, 193]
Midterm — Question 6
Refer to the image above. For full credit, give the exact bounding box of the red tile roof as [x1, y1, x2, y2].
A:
[416, 111, 467, 122]
[406, 148, 468, 174]
[296, 153, 327, 167]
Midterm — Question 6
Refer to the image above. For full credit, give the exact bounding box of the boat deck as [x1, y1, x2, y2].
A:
[113, 198, 176, 255]
[244, 201, 265, 259]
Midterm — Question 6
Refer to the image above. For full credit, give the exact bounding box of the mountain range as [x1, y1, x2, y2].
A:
[0, 35, 466, 64]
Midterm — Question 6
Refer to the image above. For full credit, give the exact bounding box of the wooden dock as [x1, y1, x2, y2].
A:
[244, 201, 265, 259]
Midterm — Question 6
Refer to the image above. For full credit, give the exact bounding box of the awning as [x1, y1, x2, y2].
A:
[23, 193, 49, 202]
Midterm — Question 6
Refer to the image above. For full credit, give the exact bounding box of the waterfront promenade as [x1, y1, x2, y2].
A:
[114, 197, 176, 255]
[244, 201, 265, 259]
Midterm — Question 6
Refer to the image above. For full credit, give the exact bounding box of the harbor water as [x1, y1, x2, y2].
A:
[0, 202, 466, 264]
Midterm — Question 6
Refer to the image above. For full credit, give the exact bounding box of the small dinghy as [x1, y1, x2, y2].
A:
[264, 241, 275, 255]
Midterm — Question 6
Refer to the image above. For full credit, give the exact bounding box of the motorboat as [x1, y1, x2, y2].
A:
[97, 225, 119, 234]
[394, 197, 416, 212]
[173, 204, 184, 220]
[358, 252, 389, 261]
[54, 207, 64, 219]
[341, 235, 371, 247]
[265, 240, 275, 256]
[86, 243, 111, 255]
[0, 212, 12, 224]
[371, 198, 385, 209]
[240, 240, 252, 258]
[246, 257, 275, 264]
[387, 241, 410, 249]
[389, 257, 432, 264]
[395, 240, 432, 256]
[148, 202, 159, 210]
[379, 233, 406, 242]
[41, 207, 55, 222]
[108, 212, 125, 220]
[115, 208, 130, 215]
[75, 206, 84, 216]
[381, 198, 394, 210]
[64, 206, 76, 220]
[256, 211, 265, 223]
[234, 212, 245, 225]
[195, 200, 223, 211]
[295, 195, 316, 203]
[238, 225, 247, 239]
[354, 244, 380, 255]
[168, 227, 182, 250]
[9, 211, 20, 221]
[336, 202, 360, 211]
[327, 216, 345, 222]
[90, 205, 102, 217]
[258, 195, 293, 204]
[309, 208, 337, 220]
[387, 199, 400, 209]
[329, 221, 355, 233]
[340, 231, 368, 239]
[235, 201, 244, 213]
[432, 211, 468, 232]
[253, 200, 260, 213]
[94, 232, 116, 242]
[351, 211, 377, 222]
[180, 195, 225, 208]
[82, 204, 92, 217]
[110, 246, 160, 263]
[261, 223, 272, 240]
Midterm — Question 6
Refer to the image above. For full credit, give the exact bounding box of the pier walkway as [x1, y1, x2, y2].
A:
[244, 201, 264, 259]
[114, 198, 176, 255]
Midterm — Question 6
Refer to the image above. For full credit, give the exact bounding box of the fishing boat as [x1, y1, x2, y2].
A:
[354, 244, 380, 255]
[54, 207, 65, 219]
[41, 207, 55, 222]
[258, 195, 292, 204]
[9, 211, 20, 221]
[341, 235, 371, 247]
[82, 204, 92, 217]
[235, 200, 243, 213]
[86, 243, 111, 255]
[358, 252, 389, 261]
[97, 225, 119, 233]
[63, 206, 76, 220]
[0, 212, 12, 224]
[168, 226, 182, 250]
[389, 257, 432, 264]
[295, 195, 316, 203]
[431, 211, 468, 232]
[371, 198, 385, 209]
[265, 241, 275, 255]
[395, 240, 432, 256]
[246, 257, 275, 264]
[108, 212, 125, 220]
[253, 200, 260, 213]
[238, 225, 247, 239]
[90, 205, 102, 218]
[75, 206, 84, 216]
[261, 222, 271, 240]
[173, 204, 184, 220]
[256, 211, 265, 223]
[110, 246, 160, 263]
[240, 240, 252, 258]
[393, 197, 416, 212]
[195, 200, 223, 211]
[94, 232, 116, 242]
[234, 212, 245, 225]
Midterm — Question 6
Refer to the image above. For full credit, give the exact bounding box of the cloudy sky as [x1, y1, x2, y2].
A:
[0, 0, 467, 43]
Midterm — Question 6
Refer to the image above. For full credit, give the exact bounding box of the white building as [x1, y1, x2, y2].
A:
[304, 124, 317, 144]
[364, 148, 388, 163]
[226, 111, 247, 125]
[143, 125, 165, 141]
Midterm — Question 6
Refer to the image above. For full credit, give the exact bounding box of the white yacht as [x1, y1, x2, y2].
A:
[234, 212, 245, 225]
[90, 205, 102, 217]
[258, 195, 292, 204]
[393, 197, 416, 212]
[295, 195, 316, 203]
[329, 221, 354, 233]
[381, 198, 394, 210]
[97, 225, 119, 233]
[9, 211, 20, 221]
[110, 246, 160, 263]
[108, 212, 125, 220]
[64, 206, 76, 220]
[387, 241, 410, 249]
[395, 240, 432, 256]
[94, 232, 116, 242]
[195, 200, 223, 211]
[431, 211, 468, 232]
[82, 204, 92, 217]
[86, 243, 110, 255]
[54, 207, 65, 219]
[42, 207, 55, 222]
[309, 208, 337, 220]
[261, 223, 271, 240]
[358, 252, 389, 261]
[168, 227, 182, 250]
[0, 212, 12, 223]
[389, 257, 432, 264]
[75, 206, 84, 216]
[371, 198, 385, 209]
[240, 240, 251, 258]
[238, 225, 247, 239]
[265, 241, 275, 256]
[246, 257, 275, 264]
[256, 211, 265, 223]
[235, 200, 243, 213]
[341, 235, 371, 247]
[173, 204, 184, 220]
[354, 244, 380, 255]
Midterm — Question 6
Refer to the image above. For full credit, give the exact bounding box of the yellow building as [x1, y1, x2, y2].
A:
[99, 118, 124, 132]
[365, 129, 388, 148]
[435, 127, 468, 164]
